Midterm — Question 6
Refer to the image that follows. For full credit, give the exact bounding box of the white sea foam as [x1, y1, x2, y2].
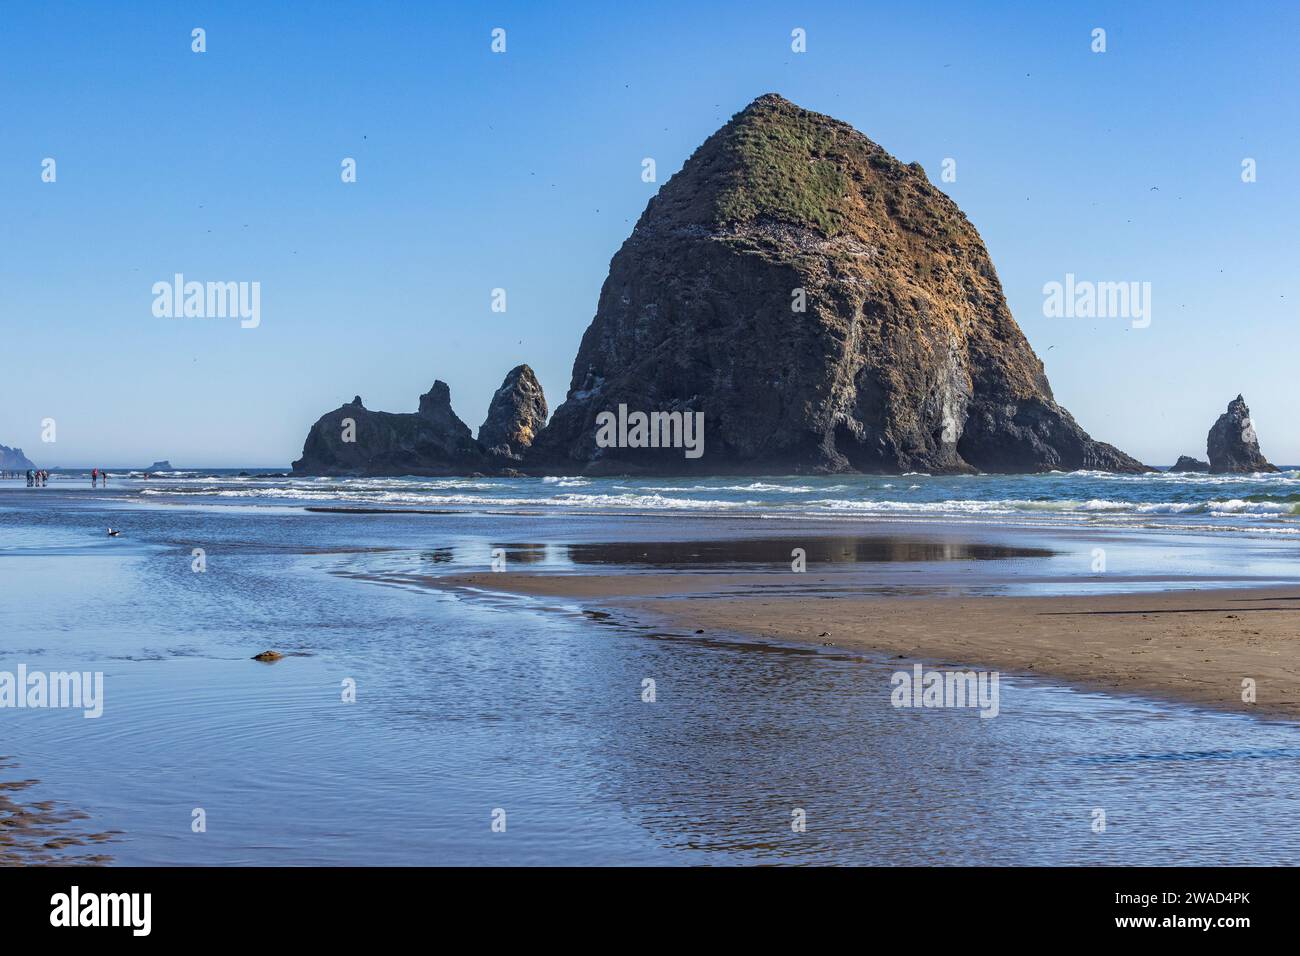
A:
[125, 471, 1300, 534]
[619, 482, 815, 494]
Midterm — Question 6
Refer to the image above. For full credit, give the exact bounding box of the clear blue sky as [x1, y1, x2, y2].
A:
[2, 1, 1296, 468]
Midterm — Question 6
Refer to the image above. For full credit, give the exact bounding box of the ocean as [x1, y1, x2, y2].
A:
[113, 468, 1300, 533]
[3, 470, 1300, 864]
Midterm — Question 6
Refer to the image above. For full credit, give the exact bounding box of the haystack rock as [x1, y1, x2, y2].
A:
[1207, 395, 1278, 474]
[1171, 455, 1209, 473]
[291, 383, 485, 476]
[478, 365, 548, 459]
[528, 93, 1144, 476]
[1, 444, 36, 471]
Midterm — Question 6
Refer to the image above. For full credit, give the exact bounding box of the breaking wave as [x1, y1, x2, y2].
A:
[112, 467, 1300, 535]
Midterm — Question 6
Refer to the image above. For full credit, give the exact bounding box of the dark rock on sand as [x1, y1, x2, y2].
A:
[1171, 455, 1210, 472]
[528, 93, 1143, 476]
[251, 650, 284, 662]
[478, 365, 548, 460]
[291, 383, 485, 476]
[1207, 395, 1278, 474]
[0, 444, 36, 471]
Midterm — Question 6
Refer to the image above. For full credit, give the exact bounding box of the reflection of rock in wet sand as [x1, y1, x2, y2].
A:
[563, 536, 1054, 567]
[0, 757, 119, 865]
[491, 543, 550, 565]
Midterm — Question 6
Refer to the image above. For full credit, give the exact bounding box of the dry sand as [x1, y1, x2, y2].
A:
[442, 571, 1300, 719]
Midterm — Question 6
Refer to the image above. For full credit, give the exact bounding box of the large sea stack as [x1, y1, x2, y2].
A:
[528, 94, 1144, 475]
[1206, 395, 1278, 474]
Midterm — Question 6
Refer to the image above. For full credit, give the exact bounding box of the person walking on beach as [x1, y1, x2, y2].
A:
[26, 469, 33, 487]
[101, 469, 108, 484]
[92, 467, 98, 487]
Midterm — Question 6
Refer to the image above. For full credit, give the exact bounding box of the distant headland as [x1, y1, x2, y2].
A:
[0, 444, 36, 471]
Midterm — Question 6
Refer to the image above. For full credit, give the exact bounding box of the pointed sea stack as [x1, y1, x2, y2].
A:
[479, 365, 548, 459]
[528, 94, 1144, 475]
[1207, 395, 1278, 474]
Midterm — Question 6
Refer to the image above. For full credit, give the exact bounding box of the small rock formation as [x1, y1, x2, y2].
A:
[1171, 455, 1209, 472]
[0, 444, 36, 471]
[291, 382, 485, 476]
[147, 460, 174, 471]
[528, 93, 1143, 475]
[1207, 395, 1278, 474]
[478, 365, 548, 459]
[251, 650, 284, 662]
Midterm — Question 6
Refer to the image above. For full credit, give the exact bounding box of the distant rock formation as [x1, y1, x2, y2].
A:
[291, 384, 485, 476]
[1207, 395, 1278, 474]
[1171, 455, 1209, 472]
[478, 365, 548, 459]
[0, 444, 35, 471]
[528, 93, 1144, 476]
[147, 460, 174, 471]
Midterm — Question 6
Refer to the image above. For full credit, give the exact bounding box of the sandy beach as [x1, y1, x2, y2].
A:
[441, 571, 1300, 719]
[10, 475, 1300, 865]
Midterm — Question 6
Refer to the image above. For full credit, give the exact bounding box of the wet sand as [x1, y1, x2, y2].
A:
[440, 571, 1300, 719]
[0, 757, 117, 866]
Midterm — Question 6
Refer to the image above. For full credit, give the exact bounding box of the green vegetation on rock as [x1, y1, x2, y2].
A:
[712, 98, 856, 236]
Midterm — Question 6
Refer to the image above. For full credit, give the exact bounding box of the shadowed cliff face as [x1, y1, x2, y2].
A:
[529, 93, 1144, 476]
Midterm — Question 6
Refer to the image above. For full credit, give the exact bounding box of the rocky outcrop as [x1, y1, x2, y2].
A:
[0, 444, 35, 471]
[147, 460, 174, 471]
[1171, 455, 1209, 472]
[478, 365, 548, 459]
[1207, 395, 1278, 474]
[291, 384, 485, 476]
[527, 93, 1144, 476]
